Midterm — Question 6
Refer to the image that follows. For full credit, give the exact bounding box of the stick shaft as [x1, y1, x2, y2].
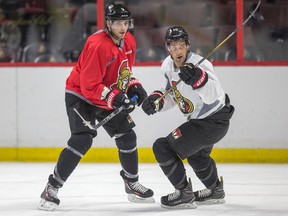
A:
[94, 95, 137, 129]
[74, 95, 138, 131]
[93, 106, 124, 130]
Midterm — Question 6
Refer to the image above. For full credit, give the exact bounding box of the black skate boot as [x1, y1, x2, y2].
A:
[38, 175, 61, 211]
[120, 170, 155, 203]
[193, 176, 225, 204]
[38, 183, 60, 211]
[161, 178, 197, 209]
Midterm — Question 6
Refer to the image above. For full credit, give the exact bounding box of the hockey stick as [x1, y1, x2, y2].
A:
[73, 95, 138, 131]
[154, 0, 261, 110]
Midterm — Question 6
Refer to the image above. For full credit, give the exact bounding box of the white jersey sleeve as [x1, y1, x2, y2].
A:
[159, 52, 226, 119]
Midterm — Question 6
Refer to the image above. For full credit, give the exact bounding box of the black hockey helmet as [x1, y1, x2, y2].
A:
[105, 3, 132, 20]
[165, 26, 190, 45]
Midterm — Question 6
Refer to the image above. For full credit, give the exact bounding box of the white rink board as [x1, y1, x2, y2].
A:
[0, 66, 287, 148]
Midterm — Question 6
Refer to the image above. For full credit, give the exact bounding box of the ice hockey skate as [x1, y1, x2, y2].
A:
[161, 178, 197, 209]
[120, 170, 155, 203]
[194, 176, 225, 204]
[38, 183, 60, 211]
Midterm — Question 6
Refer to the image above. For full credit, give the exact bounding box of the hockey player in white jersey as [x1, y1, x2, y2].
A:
[142, 26, 235, 209]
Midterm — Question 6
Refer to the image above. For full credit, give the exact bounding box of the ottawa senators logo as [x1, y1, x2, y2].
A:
[171, 81, 194, 114]
[174, 89, 194, 114]
[111, 60, 131, 92]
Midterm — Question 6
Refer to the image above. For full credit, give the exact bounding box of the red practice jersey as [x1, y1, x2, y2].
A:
[66, 30, 136, 110]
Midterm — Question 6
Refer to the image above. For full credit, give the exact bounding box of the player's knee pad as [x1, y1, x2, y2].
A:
[67, 132, 93, 156]
[153, 137, 177, 163]
[115, 130, 136, 151]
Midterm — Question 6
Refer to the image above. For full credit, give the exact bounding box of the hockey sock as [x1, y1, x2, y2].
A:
[115, 130, 138, 181]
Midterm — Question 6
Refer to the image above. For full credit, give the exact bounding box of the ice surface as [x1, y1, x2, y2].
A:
[0, 162, 287, 216]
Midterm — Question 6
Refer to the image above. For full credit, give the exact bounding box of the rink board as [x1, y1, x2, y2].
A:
[0, 147, 287, 163]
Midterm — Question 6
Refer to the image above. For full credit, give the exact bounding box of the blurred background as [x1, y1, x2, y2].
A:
[0, 0, 287, 63]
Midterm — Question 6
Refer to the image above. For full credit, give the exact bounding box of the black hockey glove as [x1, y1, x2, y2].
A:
[105, 89, 135, 113]
[142, 91, 164, 115]
[127, 78, 148, 106]
[179, 63, 208, 89]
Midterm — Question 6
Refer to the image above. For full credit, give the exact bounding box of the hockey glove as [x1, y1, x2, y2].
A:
[179, 63, 208, 89]
[142, 91, 164, 115]
[106, 89, 135, 112]
[127, 78, 148, 106]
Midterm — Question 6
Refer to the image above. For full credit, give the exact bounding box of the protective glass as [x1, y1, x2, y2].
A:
[110, 19, 133, 29]
[167, 43, 188, 52]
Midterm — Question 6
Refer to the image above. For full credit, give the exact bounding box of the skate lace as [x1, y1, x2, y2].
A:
[167, 190, 181, 201]
[130, 182, 148, 193]
[47, 184, 58, 198]
[198, 188, 212, 198]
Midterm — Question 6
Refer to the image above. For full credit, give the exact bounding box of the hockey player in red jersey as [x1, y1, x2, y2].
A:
[38, 3, 154, 211]
[142, 26, 235, 209]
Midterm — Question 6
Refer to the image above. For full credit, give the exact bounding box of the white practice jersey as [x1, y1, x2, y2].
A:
[160, 52, 226, 119]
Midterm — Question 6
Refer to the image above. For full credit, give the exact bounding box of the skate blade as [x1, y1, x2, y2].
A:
[161, 201, 197, 209]
[38, 199, 58, 211]
[128, 194, 155, 203]
[196, 198, 225, 205]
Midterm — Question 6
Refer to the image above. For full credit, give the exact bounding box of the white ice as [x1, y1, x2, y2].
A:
[0, 162, 288, 216]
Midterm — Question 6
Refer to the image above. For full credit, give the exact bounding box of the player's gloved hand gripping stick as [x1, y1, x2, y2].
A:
[74, 95, 138, 131]
[153, 0, 261, 111]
